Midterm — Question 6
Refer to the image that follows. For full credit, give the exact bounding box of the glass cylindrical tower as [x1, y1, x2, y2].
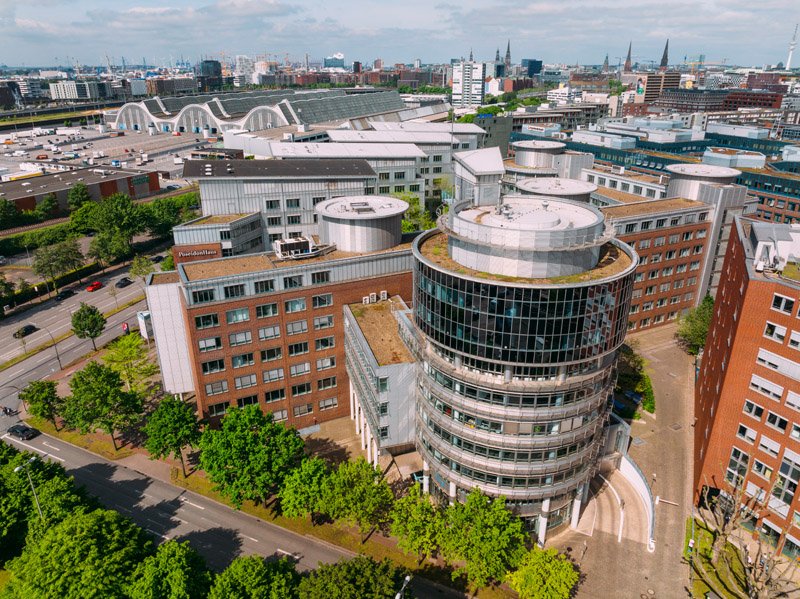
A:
[411, 195, 637, 539]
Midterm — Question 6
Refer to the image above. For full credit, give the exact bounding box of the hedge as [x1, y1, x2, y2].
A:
[4, 262, 102, 307]
[0, 222, 74, 256]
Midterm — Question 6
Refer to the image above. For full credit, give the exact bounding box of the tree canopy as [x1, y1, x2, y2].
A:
[390, 482, 443, 563]
[676, 295, 715, 355]
[32, 239, 84, 291]
[19, 380, 61, 428]
[207, 556, 299, 599]
[143, 396, 202, 477]
[297, 555, 405, 599]
[199, 405, 305, 506]
[103, 333, 159, 394]
[67, 182, 92, 211]
[130, 255, 155, 286]
[505, 548, 580, 599]
[277, 456, 329, 520]
[127, 540, 212, 599]
[71, 302, 106, 350]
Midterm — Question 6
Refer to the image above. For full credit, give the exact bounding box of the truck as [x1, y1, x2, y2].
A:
[111, 159, 121, 167]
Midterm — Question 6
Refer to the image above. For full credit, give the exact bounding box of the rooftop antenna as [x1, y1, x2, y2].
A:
[787, 24, 799, 70]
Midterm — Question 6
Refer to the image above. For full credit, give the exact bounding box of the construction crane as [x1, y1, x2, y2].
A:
[105, 53, 114, 77]
[787, 24, 798, 70]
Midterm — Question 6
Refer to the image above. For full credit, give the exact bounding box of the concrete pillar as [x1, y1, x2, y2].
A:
[372, 438, 379, 468]
[448, 481, 457, 506]
[570, 487, 583, 530]
[360, 411, 367, 449]
[349, 380, 356, 420]
[366, 428, 373, 463]
[537, 498, 551, 546]
[582, 481, 591, 504]
[422, 459, 430, 494]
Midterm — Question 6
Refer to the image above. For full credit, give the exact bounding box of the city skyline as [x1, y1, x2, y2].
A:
[0, 0, 798, 68]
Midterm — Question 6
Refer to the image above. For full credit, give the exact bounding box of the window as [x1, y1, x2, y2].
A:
[254, 279, 274, 294]
[198, 337, 222, 352]
[633, 185, 643, 195]
[208, 401, 229, 417]
[682, 231, 693, 241]
[282, 299, 305, 315]
[656, 218, 666, 228]
[764, 322, 787, 342]
[791, 423, 800, 441]
[379, 186, 390, 194]
[750, 374, 783, 400]
[265, 389, 286, 403]
[788, 391, 800, 412]
[432, 154, 442, 162]
[312, 293, 333, 308]
[293, 403, 313, 417]
[201, 359, 225, 375]
[316, 356, 336, 371]
[284, 275, 303, 289]
[265, 200, 280, 210]
[286, 215, 300, 225]
[318, 376, 337, 390]
[651, 253, 662, 263]
[261, 347, 282, 362]
[378, 377, 389, 392]
[694, 245, 704, 255]
[263, 368, 285, 383]
[379, 402, 388, 415]
[267, 216, 282, 226]
[654, 237, 665, 247]
[256, 303, 278, 319]
[312, 271, 330, 285]
[772, 294, 796, 315]
[232, 353, 254, 368]
[690, 261, 700, 271]
[766, 411, 788, 433]
[737, 423, 756, 443]
[319, 397, 338, 411]
[237, 395, 258, 408]
[312, 196, 326, 206]
[287, 320, 308, 335]
[379, 426, 389, 440]
[639, 239, 651, 249]
[314, 315, 334, 330]
[625, 223, 636, 234]
[773, 455, 800, 507]
[226, 308, 249, 324]
[759, 435, 781, 457]
[315, 336, 335, 350]
[379, 172, 390, 180]
[290, 362, 311, 377]
[272, 409, 288, 421]
[228, 331, 252, 346]
[726, 447, 750, 484]
[743, 400, 764, 420]
[753, 460, 773, 480]
[288, 342, 309, 356]
[219, 230, 231, 240]
[666, 250, 676, 260]
[394, 185, 404, 193]
[192, 289, 215, 304]
[790, 331, 800, 349]
[224, 284, 245, 299]
[292, 382, 312, 397]
[259, 326, 280, 341]
[235, 374, 257, 390]
[205, 380, 228, 396]
[640, 220, 652, 231]
[286, 198, 300, 209]
[195, 314, 219, 329]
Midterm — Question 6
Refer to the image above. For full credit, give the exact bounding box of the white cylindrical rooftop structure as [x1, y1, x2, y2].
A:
[665, 163, 740, 200]
[316, 195, 408, 253]
[516, 177, 598, 202]
[511, 140, 566, 168]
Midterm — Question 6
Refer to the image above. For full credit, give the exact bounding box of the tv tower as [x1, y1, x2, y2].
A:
[788, 24, 798, 70]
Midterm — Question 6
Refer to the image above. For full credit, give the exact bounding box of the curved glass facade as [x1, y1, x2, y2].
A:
[412, 226, 636, 533]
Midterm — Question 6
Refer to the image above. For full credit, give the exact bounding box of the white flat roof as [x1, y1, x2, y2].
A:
[517, 177, 598, 196]
[315, 195, 409, 219]
[261, 142, 426, 160]
[512, 140, 566, 150]
[370, 121, 486, 135]
[666, 163, 741, 178]
[454, 147, 505, 175]
[458, 195, 602, 232]
[326, 129, 454, 144]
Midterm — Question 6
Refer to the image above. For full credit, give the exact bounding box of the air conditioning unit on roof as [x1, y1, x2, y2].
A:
[379, 290, 388, 301]
[362, 296, 370, 304]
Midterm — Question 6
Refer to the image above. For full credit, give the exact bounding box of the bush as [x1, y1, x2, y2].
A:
[6, 262, 102, 306]
[0, 222, 74, 257]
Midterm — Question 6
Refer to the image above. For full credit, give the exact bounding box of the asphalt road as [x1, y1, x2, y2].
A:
[0, 268, 148, 366]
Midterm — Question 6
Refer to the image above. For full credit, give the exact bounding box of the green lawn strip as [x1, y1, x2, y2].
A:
[0, 294, 145, 372]
[168, 468, 509, 598]
[685, 518, 748, 598]
[26, 415, 135, 461]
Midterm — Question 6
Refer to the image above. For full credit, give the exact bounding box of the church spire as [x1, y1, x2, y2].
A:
[504, 39, 511, 71]
[659, 39, 669, 70]
[624, 41, 632, 71]
[495, 47, 500, 62]
[469, 48, 473, 62]
[602, 53, 609, 73]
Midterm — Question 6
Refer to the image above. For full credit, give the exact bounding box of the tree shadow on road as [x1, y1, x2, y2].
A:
[66, 461, 150, 508]
[175, 526, 243, 572]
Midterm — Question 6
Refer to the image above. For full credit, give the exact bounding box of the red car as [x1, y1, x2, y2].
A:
[86, 281, 103, 292]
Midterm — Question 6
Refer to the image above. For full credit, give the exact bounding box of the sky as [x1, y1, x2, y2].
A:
[0, 0, 798, 68]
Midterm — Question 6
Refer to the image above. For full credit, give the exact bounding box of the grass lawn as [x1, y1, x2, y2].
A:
[26, 416, 135, 461]
[684, 518, 748, 598]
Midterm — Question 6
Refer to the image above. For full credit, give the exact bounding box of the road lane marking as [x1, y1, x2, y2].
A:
[244, 535, 259, 543]
[42, 441, 61, 451]
[1, 435, 65, 461]
[114, 504, 132, 513]
[145, 528, 169, 539]
[179, 497, 205, 510]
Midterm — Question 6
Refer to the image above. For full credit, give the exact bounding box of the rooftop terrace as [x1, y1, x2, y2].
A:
[349, 297, 413, 366]
[601, 197, 707, 219]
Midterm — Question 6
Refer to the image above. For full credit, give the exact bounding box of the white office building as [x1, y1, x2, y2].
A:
[452, 61, 486, 108]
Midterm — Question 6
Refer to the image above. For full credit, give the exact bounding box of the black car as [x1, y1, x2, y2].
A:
[151, 255, 164, 264]
[7, 423, 39, 441]
[55, 289, 75, 301]
[13, 324, 36, 339]
[115, 277, 133, 288]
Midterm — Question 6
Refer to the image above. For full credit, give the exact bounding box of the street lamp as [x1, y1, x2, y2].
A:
[14, 457, 43, 520]
[394, 575, 412, 599]
[42, 326, 63, 370]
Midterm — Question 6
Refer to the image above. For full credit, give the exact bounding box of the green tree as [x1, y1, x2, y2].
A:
[0, 273, 15, 308]
[63, 361, 144, 449]
[320, 457, 394, 541]
[277, 457, 328, 520]
[0, 197, 20, 229]
[505, 548, 580, 599]
[130, 254, 155, 287]
[440, 488, 526, 590]
[390, 483, 443, 563]
[71, 302, 106, 350]
[160, 253, 175, 271]
[395, 192, 435, 233]
[199, 405, 305, 507]
[4, 509, 152, 599]
[69, 201, 99, 234]
[89, 230, 132, 266]
[143, 396, 202, 477]
[297, 555, 405, 599]
[208, 556, 299, 599]
[143, 199, 183, 238]
[23, 473, 91, 543]
[94, 192, 145, 247]
[127, 540, 212, 599]
[19, 380, 61, 429]
[67, 182, 92, 211]
[103, 333, 159, 394]
[676, 295, 715, 355]
[32, 239, 84, 292]
[34, 193, 58, 221]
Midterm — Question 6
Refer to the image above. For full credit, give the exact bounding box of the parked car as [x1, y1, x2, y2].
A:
[7, 423, 40, 441]
[151, 255, 164, 263]
[86, 281, 103, 292]
[115, 277, 133, 288]
[13, 324, 36, 339]
[55, 289, 75, 301]
[0, 256, 6, 265]
[165, 185, 180, 191]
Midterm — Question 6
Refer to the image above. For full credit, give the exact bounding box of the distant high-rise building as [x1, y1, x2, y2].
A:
[452, 61, 486, 108]
[198, 60, 222, 79]
[414, 58, 422, 69]
[521, 59, 543, 77]
[234, 55, 255, 87]
[353, 61, 362, 74]
[324, 53, 345, 69]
